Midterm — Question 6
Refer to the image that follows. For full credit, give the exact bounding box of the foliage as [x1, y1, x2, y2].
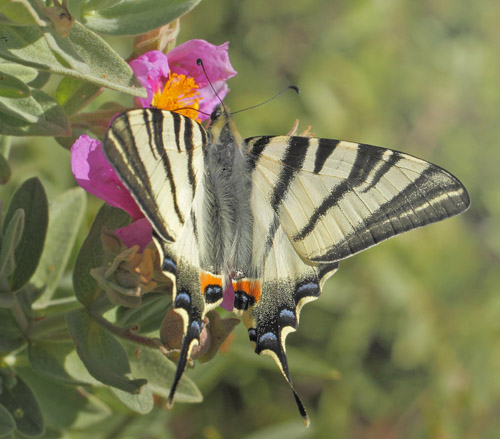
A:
[0, 0, 497, 438]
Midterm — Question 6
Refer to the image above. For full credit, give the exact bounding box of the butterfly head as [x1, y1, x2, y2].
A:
[208, 105, 243, 149]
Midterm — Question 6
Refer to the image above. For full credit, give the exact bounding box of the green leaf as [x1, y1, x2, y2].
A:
[0, 88, 71, 136]
[110, 386, 154, 414]
[0, 64, 38, 85]
[0, 0, 46, 26]
[3, 178, 48, 291]
[0, 308, 25, 351]
[14, 366, 111, 431]
[31, 188, 86, 305]
[56, 76, 101, 116]
[73, 204, 130, 307]
[122, 341, 203, 404]
[240, 420, 312, 439]
[80, 0, 201, 36]
[28, 340, 100, 386]
[28, 341, 80, 384]
[0, 209, 24, 284]
[0, 71, 30, 99]
[0, 403, 16, 437]
[0, 22, 146, 98]
[66, 308, 147, 393]
[0, 152, 11, 184]
[0, 373, 44, 437]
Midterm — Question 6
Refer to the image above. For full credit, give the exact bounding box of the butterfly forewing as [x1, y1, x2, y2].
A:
[103, 108, 208, 243]
[247, 136, 470, 263]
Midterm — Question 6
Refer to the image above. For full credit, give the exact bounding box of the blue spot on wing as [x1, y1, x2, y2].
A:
[174, 292, 191, 309]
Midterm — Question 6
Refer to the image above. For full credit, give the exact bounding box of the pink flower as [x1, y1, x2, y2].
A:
[130, 40, 236, 120]
[71, 136, 153, 251]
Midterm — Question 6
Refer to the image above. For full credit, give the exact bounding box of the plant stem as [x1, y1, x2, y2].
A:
[9, 297, 29, 334]
[90, 311, 162, 350]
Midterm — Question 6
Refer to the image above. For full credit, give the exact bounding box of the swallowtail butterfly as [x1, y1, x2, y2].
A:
[103, 106, 469, 425]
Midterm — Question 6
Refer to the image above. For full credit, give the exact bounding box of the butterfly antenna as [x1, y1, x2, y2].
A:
[231, 85, 300, 116]
[197, 58, 229, 114]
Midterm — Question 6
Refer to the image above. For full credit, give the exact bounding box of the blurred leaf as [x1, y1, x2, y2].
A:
[0, 22, 146, 98]
[56, 77, 101, 116]
[28, 341, 79, 384]
[0, 71, 30, 99]
[110, 386, 154, 414]
[0, 0, 46, 26]
[0, 403, 16, 437]
[15, 366, 111, 431]
[28, 340, 101, 387]
[3, 178, 48, 291]
[0, 88, 71, 137]
[32, 188, 86, 305]
[0, 308, 25, 351]
[0, 373, 44, 437]
[73, 204, 130, 307]
[0, 152, 11, 184]
[80, 0, 201, 36]
[230, 343, 340, 381]
[0, 208, 24, 284]
[240, 420, 312, 439]
[122, 340, 203, 403]
[66, 308, 147, 393]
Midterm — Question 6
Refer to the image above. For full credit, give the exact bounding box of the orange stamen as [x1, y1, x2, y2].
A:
[152, 72, 201, 122]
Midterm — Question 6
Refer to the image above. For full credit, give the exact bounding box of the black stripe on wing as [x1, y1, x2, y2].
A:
[307, 165, 470, 262]
[105, 111, 176, 242]
[150, 110, 185, 225]
[313, 138, 339, 174]
[270, 137, 310, 210]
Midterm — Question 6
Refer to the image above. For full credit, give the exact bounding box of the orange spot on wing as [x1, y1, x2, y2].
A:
[232, 279, 262, 303]
[200, 271, 223, 293]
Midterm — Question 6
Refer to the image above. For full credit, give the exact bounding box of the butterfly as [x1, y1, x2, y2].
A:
[102, 106, 470, 426]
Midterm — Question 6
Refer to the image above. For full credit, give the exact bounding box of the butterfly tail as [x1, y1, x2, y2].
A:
[255, 333, 310, 427]
[167, 318, 201, 408]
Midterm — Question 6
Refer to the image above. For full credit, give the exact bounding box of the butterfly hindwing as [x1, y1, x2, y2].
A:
[247, 136, 470, 263]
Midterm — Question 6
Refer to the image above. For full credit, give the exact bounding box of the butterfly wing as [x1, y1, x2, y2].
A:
[247, 136, 470, 263]
[103, 109, 214, 405]
[104, 108, 208, 243]
[242, 135, 469, 422]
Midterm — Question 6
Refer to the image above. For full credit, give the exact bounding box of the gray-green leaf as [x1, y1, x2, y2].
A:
[32, 188, 86, 306]
[3, 178, 48, 291]
[80, 0, 201, 36]
[66, 308, 147, 393]
[0, 87, 71, 136]
[0, 373, 45, 437]
[0, 21, 146, 98]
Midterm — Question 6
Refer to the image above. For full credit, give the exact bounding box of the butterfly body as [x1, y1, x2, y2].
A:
[103, 107, 469, 425]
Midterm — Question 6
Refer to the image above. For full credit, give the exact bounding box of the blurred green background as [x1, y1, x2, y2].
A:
[4, 0, 499, 437]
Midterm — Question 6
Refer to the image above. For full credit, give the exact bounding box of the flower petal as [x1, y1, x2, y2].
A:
[70, 135, 143, 220]
[168, 40, 237, 89]
[115, 218, 153, 252]
[130, 50, 170, 108]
